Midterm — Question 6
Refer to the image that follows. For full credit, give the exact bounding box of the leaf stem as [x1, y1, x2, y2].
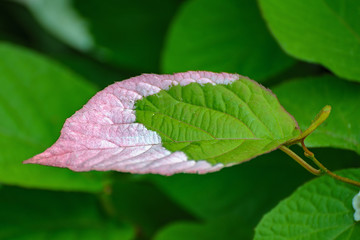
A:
[282, 105, 360, 187]
[279, 146, 321, 176]
[286, 105, 331, 146]
[301, 141, 360, 187]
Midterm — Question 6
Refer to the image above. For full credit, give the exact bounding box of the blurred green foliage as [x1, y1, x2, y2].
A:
[0, 0, 359, 239]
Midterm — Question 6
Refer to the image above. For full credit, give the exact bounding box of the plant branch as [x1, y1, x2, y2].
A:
[301, 141, 360, 187]
[286, 105, 331, 146]
[282, 105, 360, 187]
[279, 145, 321, 176]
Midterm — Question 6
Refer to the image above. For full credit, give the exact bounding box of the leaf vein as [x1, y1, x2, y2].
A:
[219, 84, 275, 138]
[162, 85, 258, 138]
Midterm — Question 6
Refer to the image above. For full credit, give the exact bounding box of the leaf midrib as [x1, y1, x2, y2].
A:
[216, 83, 276, 137]
[137, 109, 272, 142]
[161, 87, 258, 138]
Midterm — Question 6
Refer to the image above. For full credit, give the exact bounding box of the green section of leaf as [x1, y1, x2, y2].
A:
[111, 178, 194, 239]
[135, 79, 300, 165]
[0, 186, 134, 240]
[274, 75, 360, 154]
[258, 0, 360, 82]
[161, 0, 295, 81]
[255, 168, 360, 240]
[0, 42, 107, 192]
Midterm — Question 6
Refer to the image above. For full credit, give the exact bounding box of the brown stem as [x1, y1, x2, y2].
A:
[282, 105, 360, 187]
[279, 146, 321, 176]
[302, 143, 360, 187]
[301, 140, 314, 157]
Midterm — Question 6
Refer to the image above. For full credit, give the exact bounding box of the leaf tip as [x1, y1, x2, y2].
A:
[22, 155, 48, 166]
[23, 158, 36, 165]
[313, 105, 331, 123]
[323, 105, 331, 111]
[322, 105, 331, 114]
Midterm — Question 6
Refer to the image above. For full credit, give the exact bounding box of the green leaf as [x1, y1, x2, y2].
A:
[161, 0, 295, 81]
[0, 42, 107, 191]
[258, 0, 360, 82]
[274, 75, 360, 154]
[0, 186, 134, 240]
[255, 168, 360, 240]
[135, 77, 300, 165]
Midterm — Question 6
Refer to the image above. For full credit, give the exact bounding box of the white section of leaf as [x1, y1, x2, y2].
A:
[353, 191, 360, 221]
[21, 0, 93, 50]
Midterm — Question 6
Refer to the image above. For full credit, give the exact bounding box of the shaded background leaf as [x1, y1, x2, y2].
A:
[20, 0, 94, 51]
[22, 0, 183, 73]
[110, 177, 195, 239]
[154, 214, 253, 240]
[0, 42, 107, 192]
[0, 185, 134, 240]
[161, 0, 295, 81]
